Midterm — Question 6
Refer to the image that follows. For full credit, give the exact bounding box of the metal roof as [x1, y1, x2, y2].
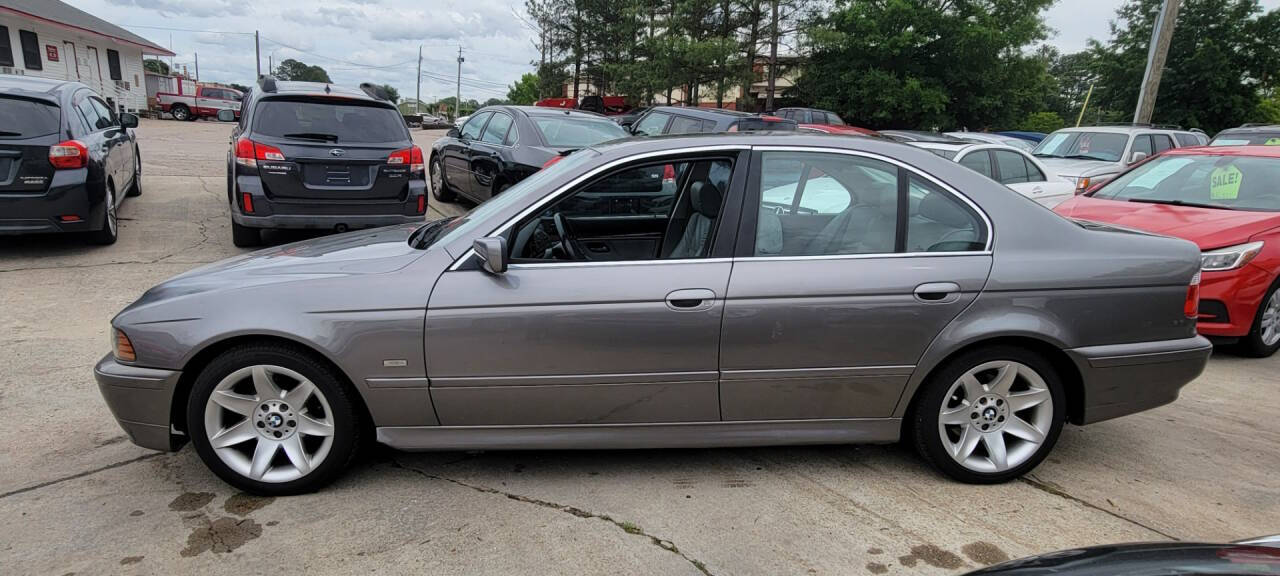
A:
[0, 0, 175, 56]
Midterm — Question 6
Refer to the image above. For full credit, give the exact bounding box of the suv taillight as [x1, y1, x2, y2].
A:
[389, 146, 424, 174]
[235, 138, 284, 168]
[1185, 271, 1201, 318]
[49, 140, 88, 169]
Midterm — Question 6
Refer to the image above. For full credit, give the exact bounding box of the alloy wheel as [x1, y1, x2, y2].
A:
[938, 360, 1054, 473]
[105, 187, 117, 236]
[203, 364, 335, 483]
[1262, 289, 1280, 347]
[430, 160, 443, 196]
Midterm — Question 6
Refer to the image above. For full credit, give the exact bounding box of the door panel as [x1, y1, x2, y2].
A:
[426, 261, 732, 425]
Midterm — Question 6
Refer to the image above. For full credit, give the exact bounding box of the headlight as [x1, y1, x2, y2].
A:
[1201, 241, 1264, 271]
[1074, 176, 1091, 194]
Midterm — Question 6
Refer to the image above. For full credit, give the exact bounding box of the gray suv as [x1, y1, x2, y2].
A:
[1032, 125, 1208, 193]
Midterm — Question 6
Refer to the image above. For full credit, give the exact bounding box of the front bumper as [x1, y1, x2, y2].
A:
[1195, 265, 1274, 338]
[1066, 336, 1212, 424]
[94, 354, 184, 451]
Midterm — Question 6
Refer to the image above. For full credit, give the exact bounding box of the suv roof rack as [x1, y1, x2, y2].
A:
[257, 75, 277, 93]
[359, 83, 390, 101]
[1239, 123, 1280, 128]
[1086, 121, 1185, 130]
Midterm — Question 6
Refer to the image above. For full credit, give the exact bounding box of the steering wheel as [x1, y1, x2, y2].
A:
[553, 213, 580, 260]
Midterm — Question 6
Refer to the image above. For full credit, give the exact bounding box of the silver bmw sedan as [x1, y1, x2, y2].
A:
[95, 132, 1211, 495]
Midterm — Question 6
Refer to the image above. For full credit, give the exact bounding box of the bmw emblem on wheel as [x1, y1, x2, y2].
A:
[329, 148, 345, 157]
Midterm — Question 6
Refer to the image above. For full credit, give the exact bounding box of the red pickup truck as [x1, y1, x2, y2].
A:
[156, 85, 243, 121]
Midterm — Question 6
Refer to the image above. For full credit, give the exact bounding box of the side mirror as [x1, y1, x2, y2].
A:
[1129, 151, 1148, 164]
[473, 236, 508, 275]
[119, 112, 139, 129]
[447, 127, 461, 138]
[216, 109, 237, 122]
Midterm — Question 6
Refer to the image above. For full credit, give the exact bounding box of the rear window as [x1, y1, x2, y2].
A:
[1210, 131, 1280, 146]
[533, 117, 628, 147]
[0, 97, 60, 139]
[252, 99, 408, 143]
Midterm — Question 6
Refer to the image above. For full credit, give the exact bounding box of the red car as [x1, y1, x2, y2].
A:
[1055, 146, 1280, 356]
[797, 123, 882, 137]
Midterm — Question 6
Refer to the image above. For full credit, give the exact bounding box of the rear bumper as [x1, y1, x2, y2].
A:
[1195, 265, 1274, 338]
[0, 172, 104, 235]
[232, 211, 425, 230]
[1066, 336, 1212, 424]
[233, 174, 426, 230]
[94, 354, 183, 452]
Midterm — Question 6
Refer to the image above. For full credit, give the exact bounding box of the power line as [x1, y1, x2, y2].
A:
[123, 24, 254, 35]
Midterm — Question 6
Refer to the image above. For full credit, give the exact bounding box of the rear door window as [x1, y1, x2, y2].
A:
[460, 112, 491, 140]
[1175, 133, 1200, 147]
[76, 97, 106, 131]
[1152, 134, 1174, 153]
[253, 99, 410, 143]
[958, 150, 994, 179]
[632, 112, 671, 136]
[480, 112, 512, 144]
[0, 97, 61, 139]
[532, 117, 628, 147]
[1133, 135, 1155, 157]
[668, 115, 705, 134]
[994, 150, 1031, 184]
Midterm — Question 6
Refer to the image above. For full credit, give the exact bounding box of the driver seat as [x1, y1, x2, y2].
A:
[667, 181, 722, 258]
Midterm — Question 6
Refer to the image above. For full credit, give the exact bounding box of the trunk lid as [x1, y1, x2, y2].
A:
[0, 96, 62, 195]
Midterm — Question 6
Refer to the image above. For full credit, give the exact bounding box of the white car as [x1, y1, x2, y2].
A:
[945, 131, 1035, 152]
[911, 142, 1075, 207]
[453, 115, 470, 129]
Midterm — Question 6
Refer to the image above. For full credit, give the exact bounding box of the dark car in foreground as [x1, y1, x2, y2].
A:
[221, 77, 427, 247]
[629, 105, 797, 135]
[0, 75, 141, 245]
[96, 132, 1209, 495]
[1056, 145, 1280, 357]
[963, 536, 1280, 576]
[429, 106, 628, 205]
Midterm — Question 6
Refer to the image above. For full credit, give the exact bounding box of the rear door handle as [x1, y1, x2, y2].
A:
[665, 288, 716, 311]
[914, 282, 961, 303]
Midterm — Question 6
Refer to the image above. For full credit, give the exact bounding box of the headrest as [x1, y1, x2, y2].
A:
[691, 181, 722, 218]
[858, 182, 897, 216]
[919, 192, 973, 228]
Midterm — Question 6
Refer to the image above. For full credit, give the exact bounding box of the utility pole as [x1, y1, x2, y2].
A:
[416, 45, 422, 115]
[194, 52, 198, 82]
[766, 0, 779, 112]
[254, 30, 261, 78]
[1133, 0, 1180, 125]
[455, 46, 464, 120]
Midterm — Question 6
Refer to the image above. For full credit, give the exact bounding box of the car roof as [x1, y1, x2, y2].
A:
[0, 75, 80, 100]
[911, 142, 975, 152]
[1052, 125, 1194, 135]
[1215, 124, 1280, 135]
[504, 105, 614, 120]
[264, 81, 386, 103]
[647, 105, 755, 119]
[1165, 145, 1280, 159]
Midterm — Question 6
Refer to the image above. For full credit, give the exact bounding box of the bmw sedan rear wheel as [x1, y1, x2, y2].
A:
[912, 346, 1065, 484]
[187, 344, 361, 495]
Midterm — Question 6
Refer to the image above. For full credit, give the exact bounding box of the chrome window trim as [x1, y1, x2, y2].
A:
[447, 145, 751, 271]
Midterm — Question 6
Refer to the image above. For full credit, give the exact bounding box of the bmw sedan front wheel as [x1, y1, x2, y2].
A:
[912, 346, 1065, 484]
[187, 343, 361, 495]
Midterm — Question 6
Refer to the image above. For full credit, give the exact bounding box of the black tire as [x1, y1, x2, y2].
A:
[231, 220, 261, 248]
[86, 184, 119, 245]
[126, 149, 142, 197]
[1235, 280, 1280, 358]
[186, 343, 362, 496]
[430, 156, 456, 202]
[911, 345, 1065, 484]
[170, 104, 191, 121]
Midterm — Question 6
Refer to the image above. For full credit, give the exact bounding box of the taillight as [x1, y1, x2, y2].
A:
[389, 146, 425, 174]
[1185, 271, 1201, 318]
[49, 140, 88, 170]
[663, 164, 676, 182]
[542, 155, 564, 169]
[235, 138, 284, 168]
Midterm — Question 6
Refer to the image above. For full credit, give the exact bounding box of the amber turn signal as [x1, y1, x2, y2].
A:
[114, 329, 136, 362]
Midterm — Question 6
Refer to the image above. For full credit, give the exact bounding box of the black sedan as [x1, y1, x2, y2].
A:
[0, 75, 141, 245]
[429, 106, 628, 204]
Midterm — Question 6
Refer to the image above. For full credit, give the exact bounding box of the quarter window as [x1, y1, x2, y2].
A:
[906, 175, 985, 253]
[107, 49, 122, 81]
[480, 112, 512, 144]
[0, 26, 13, 67]
[18, 30, 40, 71]
[668, 115, 705, 134]
[76, 96, 105, 131]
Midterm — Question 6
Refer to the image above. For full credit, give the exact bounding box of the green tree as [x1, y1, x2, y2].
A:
[143, 58, 170, 75]
[378, 84, 400, 103]
[273, 58, 332, 83]
[228, 83, 251, 94]
[794, 0, 1054, 130]
[483, 97, 511, 106]
[508, 72, 541, 104]
[1089, 0, 1280, 133]
[1019, 111, 1066, 133]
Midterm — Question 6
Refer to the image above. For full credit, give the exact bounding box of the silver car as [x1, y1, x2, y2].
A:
[96, 133, 1212, 495]
[1033, 125, 1208, 193]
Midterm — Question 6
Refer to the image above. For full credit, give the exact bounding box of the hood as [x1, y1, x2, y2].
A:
[1035, 157, 1120, 179]
[1055, 196, 1280, 250]
[135, 223, 428, 304]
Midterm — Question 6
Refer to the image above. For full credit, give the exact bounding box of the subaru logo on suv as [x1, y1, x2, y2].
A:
[329, 148, 345, 157]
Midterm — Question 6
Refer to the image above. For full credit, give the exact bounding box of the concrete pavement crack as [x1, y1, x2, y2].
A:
[390, 458, 713, 575]
[0, 453, 164, 500]
[1019, 474, 1179, 541]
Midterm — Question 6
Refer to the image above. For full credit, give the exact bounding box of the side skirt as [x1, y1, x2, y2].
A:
[377, 418, 902, 451]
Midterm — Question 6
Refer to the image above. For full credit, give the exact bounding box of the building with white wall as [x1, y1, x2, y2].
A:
[0, 0, 174, 113]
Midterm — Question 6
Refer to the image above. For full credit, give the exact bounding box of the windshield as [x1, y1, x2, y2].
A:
[1210, 132, 1280, 146]
[422, 149, 602, 249]
[253, 99, 409, 143]
[1092, 154, 1280, 212]
[1034, 131, 1129, 162]
[0, 97, 60, 139]
[533, 117, 628, 147]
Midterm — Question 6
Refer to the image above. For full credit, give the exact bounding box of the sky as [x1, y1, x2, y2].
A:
[66, 0, 1280, 104]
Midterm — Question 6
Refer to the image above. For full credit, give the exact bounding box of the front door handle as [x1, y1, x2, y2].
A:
[665, 288, 716, 311]
[914, 282, 961, 303]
